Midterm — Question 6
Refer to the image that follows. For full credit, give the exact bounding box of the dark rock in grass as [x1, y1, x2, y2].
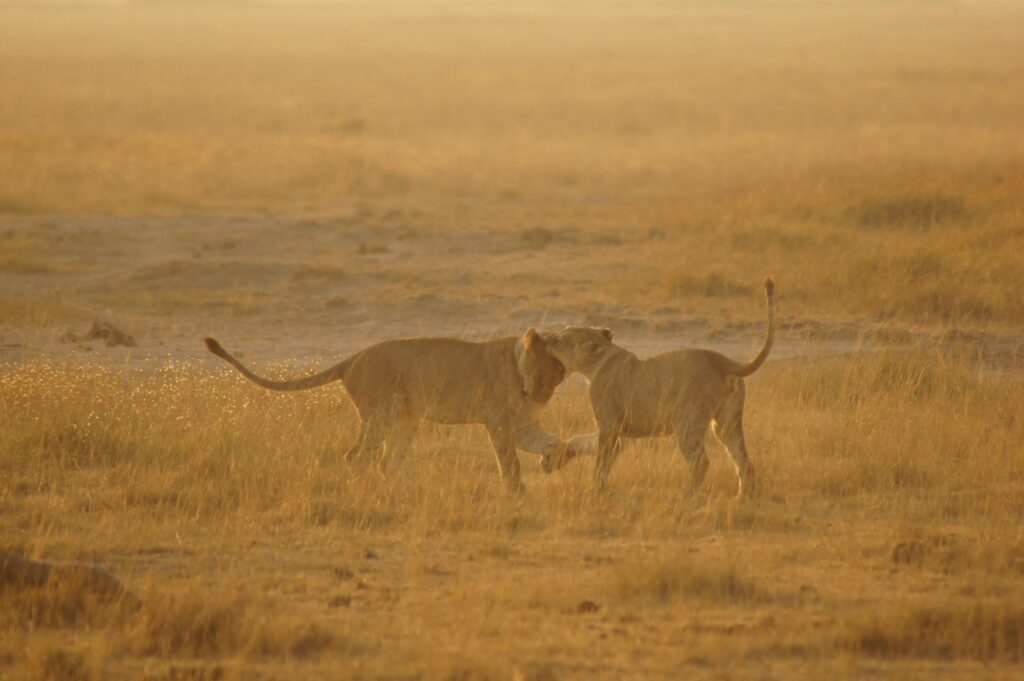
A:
[85, 321, 137, 348]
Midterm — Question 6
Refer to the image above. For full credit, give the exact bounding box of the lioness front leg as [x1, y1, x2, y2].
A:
[486, 422, 525, 494]
[594, 429, 622, 491]
[539, 433, 598, 473]
[514, 420, 596, 474]
[379, 418, 419, 478]
[350, 398, 400, 472]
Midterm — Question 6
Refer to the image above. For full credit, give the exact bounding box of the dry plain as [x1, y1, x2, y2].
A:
[1, 2, 1024, 680]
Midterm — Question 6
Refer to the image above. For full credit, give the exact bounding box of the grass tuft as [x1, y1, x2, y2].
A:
[613, 554, 767, 605]
[843, 602, 1024, 661]
[849, 194, 971, 230]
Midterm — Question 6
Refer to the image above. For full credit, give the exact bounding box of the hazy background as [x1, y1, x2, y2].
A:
[3, 0, 1023, 348]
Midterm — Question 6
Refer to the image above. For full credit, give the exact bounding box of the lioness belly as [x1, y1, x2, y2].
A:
[620, 411, 673, 438]
[414, 380, 493, 424]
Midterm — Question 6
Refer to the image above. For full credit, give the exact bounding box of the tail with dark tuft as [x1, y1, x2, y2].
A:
[201, 337, 351, 392]
[204, 337, 229, 359]
[729, 278, 776, 378]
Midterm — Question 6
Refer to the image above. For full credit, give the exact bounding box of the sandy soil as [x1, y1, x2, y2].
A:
[5, 207, 1012, 376]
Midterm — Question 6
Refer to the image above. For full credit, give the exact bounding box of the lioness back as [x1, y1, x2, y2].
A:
[595, 349, 736, 436]
[343, 337, 519, 424]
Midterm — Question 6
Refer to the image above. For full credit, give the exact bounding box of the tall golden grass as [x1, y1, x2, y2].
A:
[2, 347, 1022, 677]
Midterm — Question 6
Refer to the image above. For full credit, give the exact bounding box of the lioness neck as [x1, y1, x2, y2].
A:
[585, 346, 635, 381]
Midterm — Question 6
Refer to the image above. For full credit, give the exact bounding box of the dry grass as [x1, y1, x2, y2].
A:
[843, 601, 1024, 662]
[2, 1, 1024, 678]
[612, 554, 770, 606]
[2, 347, 1023, 678]
[2, 2, 1024, 328]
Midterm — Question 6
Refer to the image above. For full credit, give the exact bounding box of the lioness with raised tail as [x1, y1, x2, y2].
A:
[204, 329, 577, 493]
[542, 279, 776, 498]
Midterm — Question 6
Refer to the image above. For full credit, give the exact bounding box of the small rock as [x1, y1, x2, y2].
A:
[84, 321, 136, 348]
[891, 540, 929, 565]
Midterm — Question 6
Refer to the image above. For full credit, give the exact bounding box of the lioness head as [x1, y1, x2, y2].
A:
[544, 326, 614, 377]
[516, 328, 565, 403]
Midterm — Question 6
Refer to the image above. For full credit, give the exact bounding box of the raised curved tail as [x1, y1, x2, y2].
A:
[203, 338, 351, 391]
[729, 278, 775, 378]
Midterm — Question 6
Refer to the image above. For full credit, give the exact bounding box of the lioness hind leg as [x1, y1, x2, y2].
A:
[674, 420, 710, 494]
[712, 380, 756, 498]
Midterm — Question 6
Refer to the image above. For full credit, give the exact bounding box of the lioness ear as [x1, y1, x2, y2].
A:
[600, 328, 613, 341]
[522, 327, 542, 351]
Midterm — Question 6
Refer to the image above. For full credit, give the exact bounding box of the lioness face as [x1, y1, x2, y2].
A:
[518, 328, 565, 403]
[544, 326, 614, 376]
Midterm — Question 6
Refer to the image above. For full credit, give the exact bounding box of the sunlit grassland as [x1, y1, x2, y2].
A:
[2, 3, 1024, 328]
[2, 2, 1024, 678]
[2, 348, 1022, 678]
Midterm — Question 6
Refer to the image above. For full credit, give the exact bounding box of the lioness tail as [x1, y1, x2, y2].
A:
[203, 337, 351, 391]
[728, 278, 775, 378]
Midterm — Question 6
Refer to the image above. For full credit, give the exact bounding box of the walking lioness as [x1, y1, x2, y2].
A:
[542, 279, 775, 497]
[204, 330, 578, 493]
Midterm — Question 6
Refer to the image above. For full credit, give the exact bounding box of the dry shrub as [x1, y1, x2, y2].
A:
[663, 271, 749, 299]
[848, 194, 971, 231]
[0, 578, 133, 630]
[123, 587, 342, 660]
[124, 590, 253, 657]
[890, 529, 1024, 576]
[438, 662, 506, 681]
[613, 554, 767, 606]
[844, 601, 1024, 661]
[247, 621, 340, 658]
[24, 641, 100, 681]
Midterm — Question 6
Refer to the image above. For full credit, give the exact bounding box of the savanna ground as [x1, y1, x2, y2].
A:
[2, 1, 1024, 679]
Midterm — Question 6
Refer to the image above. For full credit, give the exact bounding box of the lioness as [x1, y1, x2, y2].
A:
[203, 329, 577, 493]
[542, 279, 775, 498]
